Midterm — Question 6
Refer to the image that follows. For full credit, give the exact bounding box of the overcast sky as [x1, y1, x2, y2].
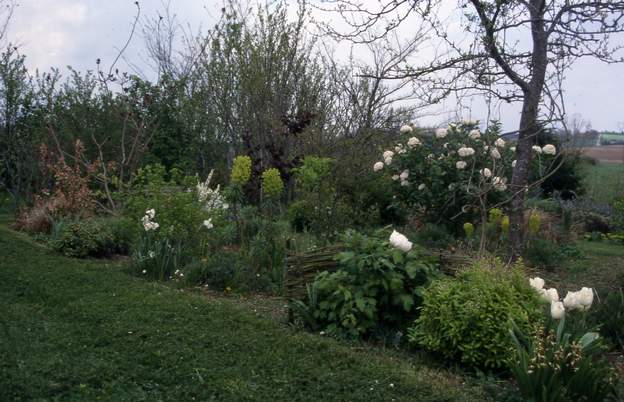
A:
[7, 0, 624, 132]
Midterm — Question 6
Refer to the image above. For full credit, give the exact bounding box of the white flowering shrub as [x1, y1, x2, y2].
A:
[373, 122, 558, 236]
[128, 164, 229, 280]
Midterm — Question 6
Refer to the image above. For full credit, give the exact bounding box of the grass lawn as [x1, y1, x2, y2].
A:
[0, 221, 497, 402]
[582, 163, 624, 205]
[537, 239, 624, 295]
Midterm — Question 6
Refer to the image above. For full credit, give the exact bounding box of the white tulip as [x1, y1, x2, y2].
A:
[541, 288, 559, 303]
[550, 301, 565, 320]
[563, 291, 580, 310]
[578, 287, 594, 311]
[529, 277, 545, 291]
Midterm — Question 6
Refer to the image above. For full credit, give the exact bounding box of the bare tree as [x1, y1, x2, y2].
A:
[318, 0, 624, 259]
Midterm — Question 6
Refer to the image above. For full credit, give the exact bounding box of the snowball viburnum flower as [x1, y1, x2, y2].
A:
[400, 124, 413, 133]
[512, 160, 517, 168]
[468, 129, 481, 139]
[373, 161, 384, 172]
[492, 176, 507, 191]
[418, 183, 426, 190]
[399, 170, 409, 180]
[392, 175, 399, 181]
[494, 138, 506, 148]
[490, 149, 501, 159]
[532, 145, 543, 154]
[456, 161, 467, 169]
[542, 144, 556, 155]
[435, 128, 448, 138]
[407, 137, 421, 148]
[384, 156, 393, 165]
[480, 168, 492, 178]
[389, 230, 413, 252]
[458, 147, 475, 157]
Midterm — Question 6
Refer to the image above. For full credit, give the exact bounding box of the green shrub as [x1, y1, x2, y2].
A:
[132, 231, 184, 281]
[414, 224, 455, 249]
[292, 230, 439, 339]
[525, 239, 581, 269]
[51, 219, 114, 258]
[408, 260, 543, 369]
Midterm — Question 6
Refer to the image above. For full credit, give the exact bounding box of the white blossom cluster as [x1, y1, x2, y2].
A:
[532, 144, 557, 155]
[197, 170, 229, 212]
[529, 277, 594, 319]
[389, 230, 413, 252]
[141, 208, 159, 231]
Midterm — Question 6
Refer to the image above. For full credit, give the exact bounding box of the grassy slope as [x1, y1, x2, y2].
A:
[0, 223, 493, 402]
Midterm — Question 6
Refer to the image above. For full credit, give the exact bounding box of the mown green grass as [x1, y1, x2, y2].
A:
[582, 163, 624, 204]
[0, 222, 495, 402]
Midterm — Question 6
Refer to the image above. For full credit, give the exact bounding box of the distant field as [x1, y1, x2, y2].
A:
[581, 145, 624, 164]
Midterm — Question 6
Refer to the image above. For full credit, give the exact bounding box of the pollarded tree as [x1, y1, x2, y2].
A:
[320, 0, 624, 259]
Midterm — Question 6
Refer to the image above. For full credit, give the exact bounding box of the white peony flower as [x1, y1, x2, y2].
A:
[542, 144, 556, 155]
[456, 161, 467, 170]
[550, 301, 565, 320]
[435, 128, 448, 138]
[400, 124, 413, 133]
[400, 170, 409, 180]
[407, 137, 421, 148]
[480, 168, 492, 178]
[495, 138, 506, 148]
[490, 149, 501, 159]
[532, 145, 543, 154]
[389, 230, 413, 252]
[203, 219, 214, 229]
[468, 129, 481, 139]
[373, 161, 384, 172]
[529, 277, 545, 291]
[418, 183, 426, 190]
